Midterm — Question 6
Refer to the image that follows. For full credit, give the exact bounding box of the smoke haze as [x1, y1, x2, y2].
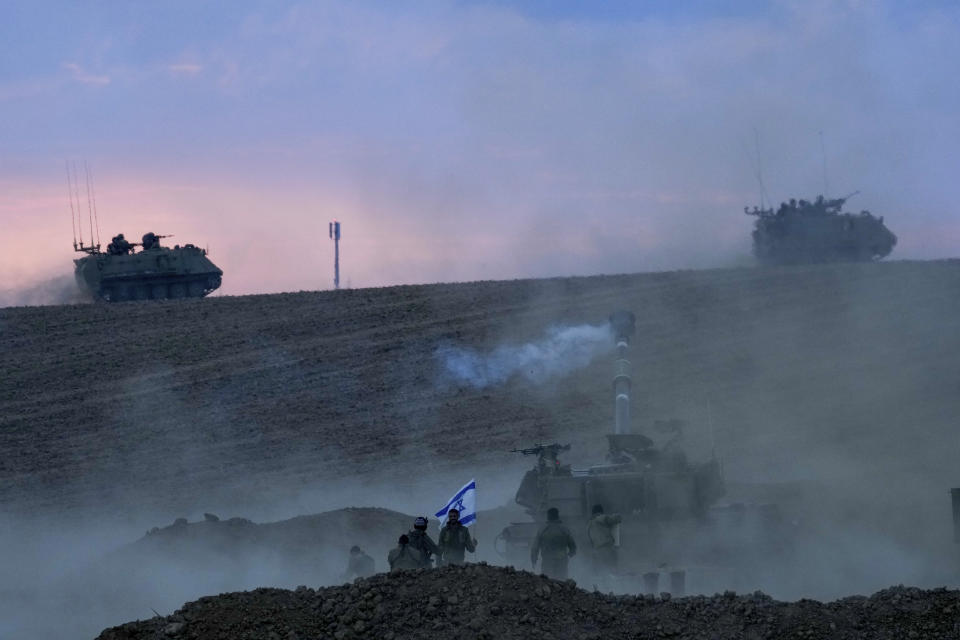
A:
[436, 323, 614, 388]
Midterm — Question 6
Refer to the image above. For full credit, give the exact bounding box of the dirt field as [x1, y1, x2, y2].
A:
[3, 260, 960, 521]
[4, 260, 960, 638]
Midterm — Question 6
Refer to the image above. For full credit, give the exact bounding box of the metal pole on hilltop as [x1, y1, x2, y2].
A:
[328, 220, 341, 290]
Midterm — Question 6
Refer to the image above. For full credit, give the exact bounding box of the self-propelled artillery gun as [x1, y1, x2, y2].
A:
[495, 311, 788, 593]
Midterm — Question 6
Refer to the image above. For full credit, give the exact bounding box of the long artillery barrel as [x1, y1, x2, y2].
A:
[609, 310, 637, 435]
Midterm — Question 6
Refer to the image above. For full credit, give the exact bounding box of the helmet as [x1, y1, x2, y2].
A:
[414, 516, 428, 529]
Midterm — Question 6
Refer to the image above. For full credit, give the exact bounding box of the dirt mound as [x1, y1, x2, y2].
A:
[122, 507, 414, 565]
[96, 564, 960, 640]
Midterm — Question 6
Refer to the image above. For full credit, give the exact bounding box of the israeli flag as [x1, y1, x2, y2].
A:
[435, 479, 477, 527]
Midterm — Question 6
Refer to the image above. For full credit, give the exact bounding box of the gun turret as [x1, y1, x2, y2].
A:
[511, 443, 570, 458]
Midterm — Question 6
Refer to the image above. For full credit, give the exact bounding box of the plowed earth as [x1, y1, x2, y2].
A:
[3, 261, 960, 521]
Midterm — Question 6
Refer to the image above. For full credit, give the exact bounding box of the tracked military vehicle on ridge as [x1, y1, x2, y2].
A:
[745, 193, 897, 265]
[74, 231, 223, 302]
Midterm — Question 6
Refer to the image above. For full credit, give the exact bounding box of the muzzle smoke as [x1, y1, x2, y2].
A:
[436, 324, 614, 388]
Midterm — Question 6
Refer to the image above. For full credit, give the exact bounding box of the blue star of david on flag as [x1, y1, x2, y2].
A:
[436, 479, 477, 527]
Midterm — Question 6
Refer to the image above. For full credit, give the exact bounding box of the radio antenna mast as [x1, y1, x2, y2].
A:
[66, 161, 78, 250]
[752, 127, 770, 210]
[819, 130, 829, 198]
[71, 162, 85, 248]
[328, 220, 341, 290]
[83, 162, 96, 250]
[85, 162, 102, 247]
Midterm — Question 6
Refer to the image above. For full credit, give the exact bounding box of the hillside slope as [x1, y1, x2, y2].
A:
[2, 261, 960, 530]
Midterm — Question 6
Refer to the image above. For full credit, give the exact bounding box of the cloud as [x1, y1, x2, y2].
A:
[63, 62, 110, 86]
[168, 63, 203, 76]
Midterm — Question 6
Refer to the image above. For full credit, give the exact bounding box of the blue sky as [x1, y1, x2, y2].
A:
[2, 1, 959, 295]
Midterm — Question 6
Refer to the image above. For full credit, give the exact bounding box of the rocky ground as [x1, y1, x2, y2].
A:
[96, 564, 960, 640]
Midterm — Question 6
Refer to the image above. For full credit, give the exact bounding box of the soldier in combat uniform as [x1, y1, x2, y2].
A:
[531, 507, 577, 580]
[388, 534, 423, 572]
[107, 234, 133, 256]
[407, 516, 439, 568]
[342, 545, 375, 580]
[587, 504, 622, 575]
[437, 508, 476, 566]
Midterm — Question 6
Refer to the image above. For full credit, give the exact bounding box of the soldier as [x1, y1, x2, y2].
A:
[107, 234, 132, 256]
[437, 508, 476, 566]
[407, 516, 439, 568]
[342, 545, 375, 581]
[141, 232, 159, 250]
[587, 504, 622, 574]
[531, 507, 577, 580]
[388, 534, 423, 572]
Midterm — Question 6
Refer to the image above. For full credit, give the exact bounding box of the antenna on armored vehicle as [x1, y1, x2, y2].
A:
[85, 162, 102, 249]
[752, 127, 770, 210]
[819, 130, 830, 199]
[83, 164, 95, 250]
[72, 162, 83, 248]
[328, 220, 341, 290]
[67, 161, 98, 254]
[66, 161, 78, 251]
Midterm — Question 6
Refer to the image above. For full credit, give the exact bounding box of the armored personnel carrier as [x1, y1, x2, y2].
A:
[74, 231, 223, 301]
[745, 193, 897, 265]
[495, 311, 788, 593]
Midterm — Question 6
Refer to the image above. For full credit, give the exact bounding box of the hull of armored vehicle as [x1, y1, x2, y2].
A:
[747, 195, 897, 265]
[753, 214, 897, 265]
[74, 245, 223, 301]
[496, 463, 788, 594]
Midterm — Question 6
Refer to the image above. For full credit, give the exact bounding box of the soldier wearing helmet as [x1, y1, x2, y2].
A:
[406, 516, 439, 568]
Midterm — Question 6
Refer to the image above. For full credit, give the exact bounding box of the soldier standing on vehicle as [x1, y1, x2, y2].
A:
[407, 516, 439, 568]
[437, 508, 476, 566]
[342, 545, 376, 581]
[587, 504, 622, 574]
[388, 534, 423, 572]
[531, 507, 577, 580]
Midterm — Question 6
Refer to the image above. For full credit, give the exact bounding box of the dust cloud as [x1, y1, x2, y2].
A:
[0, 274, 90, 308]
[0, 469, 518, 640]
